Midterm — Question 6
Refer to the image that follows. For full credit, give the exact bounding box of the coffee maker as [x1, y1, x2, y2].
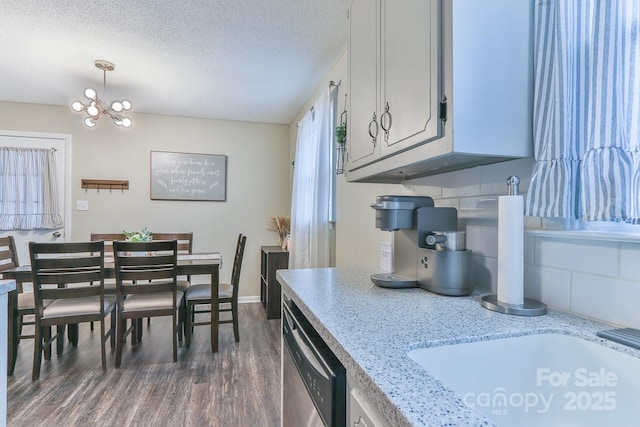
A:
[370, 195, 473, 296]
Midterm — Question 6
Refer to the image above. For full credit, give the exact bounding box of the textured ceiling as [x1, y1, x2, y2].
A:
[0, 0, 349, 124]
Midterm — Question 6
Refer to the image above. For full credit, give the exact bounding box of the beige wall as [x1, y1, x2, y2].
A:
[0, 101, 291, 298]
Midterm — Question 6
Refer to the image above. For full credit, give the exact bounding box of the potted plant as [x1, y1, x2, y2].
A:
[122, 227, 153, 242]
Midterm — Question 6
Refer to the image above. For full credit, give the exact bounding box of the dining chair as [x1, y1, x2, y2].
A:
[1, 236, 40, 371]
[140, 232, 193, 334]
[184, 233, 246, 346]
[151, 232, 193, 289]
[0, 236, 30, 341]
[112, 239, 183, 368]
[29, 241, 116, 380]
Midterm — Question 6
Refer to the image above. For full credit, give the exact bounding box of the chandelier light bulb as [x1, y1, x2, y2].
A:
[84, 88, 97, 99]
[71, 101, 84, 112]
[83, 117, 96, 128]
[87, 105, 100, 117]
[121, 100, 132, 110]
[121, 118, 132, 128]
[111, 101, 123, 112]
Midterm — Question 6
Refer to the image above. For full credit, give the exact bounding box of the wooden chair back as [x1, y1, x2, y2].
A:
[0, 235, 19, 276]
[152, 232, 193, 254]
[0, 235, 21, 292]
[90, 233, 126, 258]
[229, 234, 247, 301]
[112, 240, 178, 303]
[29, 241, 107, 314]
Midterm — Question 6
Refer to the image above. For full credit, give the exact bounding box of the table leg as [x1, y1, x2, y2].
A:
[210, 266, 219, 353]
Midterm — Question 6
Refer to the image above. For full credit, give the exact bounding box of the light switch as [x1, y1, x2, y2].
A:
[76, 200, 89, 211]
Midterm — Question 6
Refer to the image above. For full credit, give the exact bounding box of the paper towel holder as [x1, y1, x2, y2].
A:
[481, 294, 547, 316]
[480, 175, 547, 316]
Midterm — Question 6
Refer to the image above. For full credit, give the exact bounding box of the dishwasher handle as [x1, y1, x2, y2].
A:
[283, 302, 330, 381]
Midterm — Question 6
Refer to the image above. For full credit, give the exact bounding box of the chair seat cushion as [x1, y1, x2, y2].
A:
[104, 280, 117, 295]
[17, 292, 53, 310]
[122, 291, 184, 312]
[43, 295, 116, 319]
[185, 282, 232, 302]
[177, 279, 190, 292]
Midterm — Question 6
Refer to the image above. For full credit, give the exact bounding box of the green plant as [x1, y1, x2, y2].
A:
[122, 227, 153, 242]
[335, 123, 346, 145]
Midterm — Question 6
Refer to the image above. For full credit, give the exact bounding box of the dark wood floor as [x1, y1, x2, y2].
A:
[7, 303, 282, 427]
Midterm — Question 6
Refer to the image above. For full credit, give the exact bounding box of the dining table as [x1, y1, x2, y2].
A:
[2, 252, 222, 376]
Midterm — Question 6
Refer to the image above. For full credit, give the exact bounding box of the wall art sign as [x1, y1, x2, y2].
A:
[150, 151, 227, 201]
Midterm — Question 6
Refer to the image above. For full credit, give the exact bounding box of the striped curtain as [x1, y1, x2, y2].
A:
[526, 0, 640, 223]
[0, 147, 64, 230]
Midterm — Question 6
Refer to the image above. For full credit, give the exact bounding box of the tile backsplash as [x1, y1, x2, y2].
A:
[405, 157, 640, 329]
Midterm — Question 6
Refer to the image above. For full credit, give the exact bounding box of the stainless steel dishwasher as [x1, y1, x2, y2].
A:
[282, 297, 346, 427]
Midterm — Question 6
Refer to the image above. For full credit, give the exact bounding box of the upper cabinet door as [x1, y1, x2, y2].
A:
[348, 0, 381, 169]
[380, 0, 441, 156]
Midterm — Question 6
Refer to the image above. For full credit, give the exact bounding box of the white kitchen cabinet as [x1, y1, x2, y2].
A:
[347, 0, 534, 183]
[347, 0, 380, 169]
[348, 374, 391, 427]
[347, 0, 440, 171]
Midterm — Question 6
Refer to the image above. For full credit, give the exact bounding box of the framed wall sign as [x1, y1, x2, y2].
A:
[150, 151, 227, 201]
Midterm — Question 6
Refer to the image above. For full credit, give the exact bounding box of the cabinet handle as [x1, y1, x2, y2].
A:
[368, 112, 379, 146]
[380, 102, 393, 141]
[380, 102, 392, 140]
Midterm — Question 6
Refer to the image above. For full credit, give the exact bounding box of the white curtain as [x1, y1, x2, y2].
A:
[526, 0, 640, 223]
[0, 147, 63, 230]
[289, 87, 336, 268]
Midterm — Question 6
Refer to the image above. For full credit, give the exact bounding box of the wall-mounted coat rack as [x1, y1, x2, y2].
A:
[81, 179, 129, 191]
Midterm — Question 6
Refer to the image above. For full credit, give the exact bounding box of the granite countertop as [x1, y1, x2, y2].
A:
[276, 267, 640, 427]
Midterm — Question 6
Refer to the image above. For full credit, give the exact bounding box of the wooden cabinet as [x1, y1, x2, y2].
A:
[260, 246, 289, 319]
[348, 0, 441, 171]
[347, 0, 533, 183]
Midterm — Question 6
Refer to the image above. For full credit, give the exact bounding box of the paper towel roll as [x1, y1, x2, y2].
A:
[497, 195, 524, 305]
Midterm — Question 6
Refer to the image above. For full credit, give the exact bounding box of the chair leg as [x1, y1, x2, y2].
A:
[232, 302, 239, 343]
[172, 312, 178, 362]
[43, 327, 52, 360]
[16, 314, 23, 345]
[136, 318, 143, 342]
[131, 320, 137, 347]
[9, 309, 20, 376]
[69, 324, 79, 347]
[110, 311, 116, 349]
[100, 318, 107, 371]
[57, 325, 65, 355]
[184, 302, 192, 348]
[115, 315, 124, 369]
[177, 301, 185, 344]
[32, 326, 43, 381]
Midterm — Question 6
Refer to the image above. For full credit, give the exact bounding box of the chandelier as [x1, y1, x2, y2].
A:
[71, 60, 132, 128]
